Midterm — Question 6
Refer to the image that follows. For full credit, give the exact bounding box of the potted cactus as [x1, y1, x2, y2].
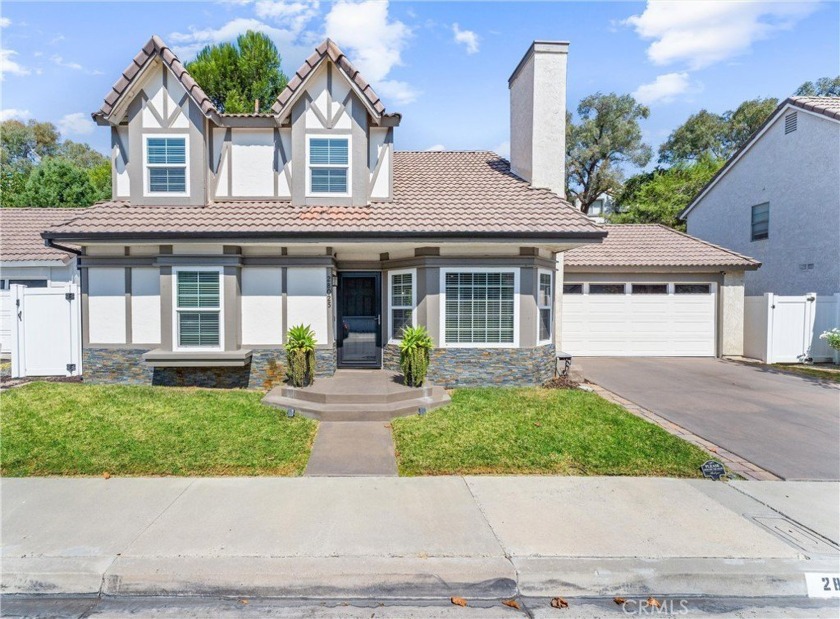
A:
[399, 325, 433, 387]
[285, 324, 317, 387]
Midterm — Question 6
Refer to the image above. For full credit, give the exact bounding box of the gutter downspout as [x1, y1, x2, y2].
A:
[44, 238, 82, 256]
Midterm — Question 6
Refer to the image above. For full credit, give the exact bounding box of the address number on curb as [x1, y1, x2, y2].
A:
[805, 573, 840, 598]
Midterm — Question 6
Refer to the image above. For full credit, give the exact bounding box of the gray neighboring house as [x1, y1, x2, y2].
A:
[681, 96, 840, 297]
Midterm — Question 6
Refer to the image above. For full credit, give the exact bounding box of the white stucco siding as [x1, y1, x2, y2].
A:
[369, 128, 390, 199]
[141, 68, 165, 128]
[131, 267, 161, 344]
[241, 267, 283, 345]
[115, 126, 130, 197]
[230, 129, 275, 197]
[286, 267, 329, 345]
[88, 268, 127, 343]
[686, 109, 840, 296]
[304, 66, 329, 127]
[278, 129, 292, 197]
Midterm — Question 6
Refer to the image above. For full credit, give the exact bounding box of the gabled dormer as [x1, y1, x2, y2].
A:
[93, 36, 400, 207]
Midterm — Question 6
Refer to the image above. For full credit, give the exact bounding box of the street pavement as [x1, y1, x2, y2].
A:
[2, 476, 838, 610]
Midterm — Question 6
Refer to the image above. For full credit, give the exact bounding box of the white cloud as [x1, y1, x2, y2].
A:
[0, 49, 30, 79]
[170, 17, 294, 58]
[452, 23, 479, 54]
[624, 0, 819, 70]
[0, 17, 11, 28]
[325, 0, 411, 83]
[0, 108, 32, 122]
[492, 140, 510, 159]
[632, 71, 697, 105]
[425, 144, 445, 151]
[51, 54, 83, 71]
[58, 112, 95, 136]
[376, 79, 419, 105]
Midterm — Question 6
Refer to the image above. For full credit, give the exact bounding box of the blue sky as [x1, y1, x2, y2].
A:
[1, 0, 838, 162]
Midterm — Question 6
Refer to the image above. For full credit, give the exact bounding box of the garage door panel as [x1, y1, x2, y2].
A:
[561, 282, 716, 357]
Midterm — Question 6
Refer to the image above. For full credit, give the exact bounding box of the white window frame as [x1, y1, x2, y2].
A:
[172, 266, 224, 352]
[537, 268, 553, 344]
[387, 268, 416, 344]
[439, 267, 520, 348]
[306, 134, 351, 198]
[143, 134, 190, 197]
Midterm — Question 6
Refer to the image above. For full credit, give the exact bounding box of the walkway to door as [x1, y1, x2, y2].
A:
[305, 422, 398, 476]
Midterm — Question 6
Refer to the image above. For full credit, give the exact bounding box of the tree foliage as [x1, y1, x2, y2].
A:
[795, 76, 840, 97]
[1, 119, 110, 207]
[566, 93, 652, 214]
[611, 155, 724, 230]
[186, 31, 288, 114]
[658, 98, 778, 164]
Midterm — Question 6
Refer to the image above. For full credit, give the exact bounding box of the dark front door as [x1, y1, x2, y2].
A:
[337, 272, 382, 368]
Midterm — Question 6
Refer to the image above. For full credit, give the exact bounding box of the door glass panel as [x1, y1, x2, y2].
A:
[339, 274, 380, 366]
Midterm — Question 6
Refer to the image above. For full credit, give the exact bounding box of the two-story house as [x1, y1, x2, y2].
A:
[41, 36, 759, 387]
[681, 97, 840, 297]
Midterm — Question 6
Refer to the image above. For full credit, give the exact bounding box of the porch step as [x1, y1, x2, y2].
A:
[262, 387, 450, 422]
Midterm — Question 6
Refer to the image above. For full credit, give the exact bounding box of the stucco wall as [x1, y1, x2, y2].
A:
[686, 109, 840, 295]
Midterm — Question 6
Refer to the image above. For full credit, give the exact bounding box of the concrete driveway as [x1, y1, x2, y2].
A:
[578, 357, 840, 481]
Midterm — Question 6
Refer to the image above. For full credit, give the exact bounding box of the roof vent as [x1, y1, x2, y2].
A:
[785, 111, 797, 134]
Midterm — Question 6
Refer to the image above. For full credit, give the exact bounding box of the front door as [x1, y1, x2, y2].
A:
[337, 272, 382, 368]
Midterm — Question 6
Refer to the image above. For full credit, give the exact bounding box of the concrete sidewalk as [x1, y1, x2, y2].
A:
[2, 477, 838, 601]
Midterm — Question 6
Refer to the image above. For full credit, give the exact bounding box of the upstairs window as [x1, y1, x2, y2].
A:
[751, 203, 769, 241]
[175, 269, 222, 349]
[309, 137, 349, 194]
[146, 136, 187, 194]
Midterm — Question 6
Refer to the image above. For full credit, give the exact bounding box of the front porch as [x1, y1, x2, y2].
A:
[261, 369, 451, 422]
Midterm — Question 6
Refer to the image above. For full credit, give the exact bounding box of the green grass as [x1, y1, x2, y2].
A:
[772, 363, 840, 383]
[0, 382, 317, 476]
[392, 387, 710, 477]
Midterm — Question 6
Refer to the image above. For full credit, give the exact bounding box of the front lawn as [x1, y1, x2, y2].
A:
[392, 387, 709, 477]
[1, 382, 317, 476]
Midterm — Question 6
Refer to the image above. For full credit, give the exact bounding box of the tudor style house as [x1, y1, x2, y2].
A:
[41, 36, 759, 387]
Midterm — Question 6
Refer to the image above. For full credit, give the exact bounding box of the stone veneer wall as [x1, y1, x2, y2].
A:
[84, 346, 338, 390]
[383, 344, 555, 388]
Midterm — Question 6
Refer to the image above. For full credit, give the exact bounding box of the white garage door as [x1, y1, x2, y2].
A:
[561, 282, 717, 356]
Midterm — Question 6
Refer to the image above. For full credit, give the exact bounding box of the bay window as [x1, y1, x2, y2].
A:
[538, 269, 553, 343]
[442, 270, 518, 346]
[175, 268, 222, 349]
[145, 136, 187, 195]
[389, 269, 415, 340]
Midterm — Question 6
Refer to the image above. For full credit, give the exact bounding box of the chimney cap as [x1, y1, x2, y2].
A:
[508, 40, 570, 87]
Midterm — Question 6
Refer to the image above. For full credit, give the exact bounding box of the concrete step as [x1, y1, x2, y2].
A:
[279, 383, 437, 405]
[262, 386, 451, 422]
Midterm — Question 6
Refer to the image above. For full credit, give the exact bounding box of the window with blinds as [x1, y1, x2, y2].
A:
[444, 271, 515, 344]
[390, 271, 414, 339]
[309, 137, 349, 193]
[538, 271, 552, 342]
[146, 137, 187, 193]
[751, 203, 769, 241]
[176, 270, 221, 348]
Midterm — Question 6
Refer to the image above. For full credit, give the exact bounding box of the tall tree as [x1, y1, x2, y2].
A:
[795, 76, 840, 96]
[611, 155, 723, 230]
[566, 93, 652, 214]
[186, 31, 288, 114]
[15, 157, 99, 207]
[658, 97, 778, 164]
[1, 119, 61, 169]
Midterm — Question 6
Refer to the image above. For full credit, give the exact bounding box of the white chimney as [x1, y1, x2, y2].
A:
[508, 41, 569, 197]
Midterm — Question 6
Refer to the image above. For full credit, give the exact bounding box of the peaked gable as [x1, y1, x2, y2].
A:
[271, 38, 399, 126]
[93, 35, 220, 125]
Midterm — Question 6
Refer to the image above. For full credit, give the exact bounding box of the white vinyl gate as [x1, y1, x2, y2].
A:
[744, 293, 840, 363]
[9, 283, 82, 378]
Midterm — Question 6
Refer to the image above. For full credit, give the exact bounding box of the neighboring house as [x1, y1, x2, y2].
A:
[574, 193, 618, 224]
[0, 209, 80, 356]
[39, 37, 758, 388]
[681, 97, 840, 297]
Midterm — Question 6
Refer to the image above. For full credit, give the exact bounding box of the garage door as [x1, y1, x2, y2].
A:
[561, 282, 716, 356]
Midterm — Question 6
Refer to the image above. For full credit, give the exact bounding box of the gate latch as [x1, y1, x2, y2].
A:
[65, 292, 75, 301]
[66, 363, 77, 373]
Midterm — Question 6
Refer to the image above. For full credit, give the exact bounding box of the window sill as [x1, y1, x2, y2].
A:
[142, 348, 253, 368]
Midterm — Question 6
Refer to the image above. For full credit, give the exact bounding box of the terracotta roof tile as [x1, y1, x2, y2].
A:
[94, 35, 220, 124]
[564, 224, 759, 269]
[43, 152, 603, 240]
[789, 96, 840, 121]
[271, 38, 390, 119]
[1, 209, 81, 262]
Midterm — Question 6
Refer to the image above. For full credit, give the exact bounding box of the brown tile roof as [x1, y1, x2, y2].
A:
[789, 96, 840, 121]
[1, 209, 80, 262]
[564, 224, 759, 270]
[43, 152, 604, 240]
[271, 38, 391, 121]
[93, 35, 221, 124]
